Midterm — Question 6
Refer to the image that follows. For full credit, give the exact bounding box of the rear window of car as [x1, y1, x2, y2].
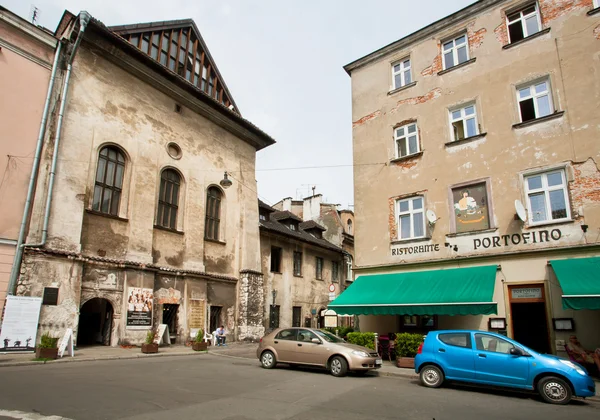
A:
[275, 329, 297, 341]
[439, 333, 471, 348]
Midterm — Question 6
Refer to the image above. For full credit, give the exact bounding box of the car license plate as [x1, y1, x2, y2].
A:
[375, 359, 382, 365]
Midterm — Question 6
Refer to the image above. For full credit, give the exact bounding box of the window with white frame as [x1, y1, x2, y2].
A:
[449, 104, 479, 141]
[392, 58, 412, 89]
[517, 79, 553, 122]
[525, 169, 570, 224]
[397, 196, 425, 240]
[394, 123, 420, 158]
[507, 3, 541, 43]
[442, 34, 469, 70]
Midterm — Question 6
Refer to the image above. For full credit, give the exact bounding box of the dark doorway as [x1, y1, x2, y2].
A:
[511, 302, 550, 353]
[317, 307, 326, 329]
[162, 304, 179, 343]
[77, 298, 113, 346]
[292, 306, 301, 327]
[210, 306, 222, 333]
[269, 305, 280, 329]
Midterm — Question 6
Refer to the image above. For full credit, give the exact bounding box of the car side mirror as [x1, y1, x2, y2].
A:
[311, 338, 321, 344]
[510, 347, 523, 356]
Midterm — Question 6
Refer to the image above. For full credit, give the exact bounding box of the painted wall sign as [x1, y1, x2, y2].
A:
[0, 296, 42, 352]
[452, 183, 490, 233]
[391, 243, 440, 256]
[473, 229, 561, 250]
[126, 287, 153, 329]
[511, 288, 542, 299]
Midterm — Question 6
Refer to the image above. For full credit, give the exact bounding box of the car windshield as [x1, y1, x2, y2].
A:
[315, 330, 345, 343]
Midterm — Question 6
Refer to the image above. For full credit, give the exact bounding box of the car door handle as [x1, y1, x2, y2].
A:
[438, 348, 445, 353]
[297, 343, 303, 347]
[478, 353, 486, 358]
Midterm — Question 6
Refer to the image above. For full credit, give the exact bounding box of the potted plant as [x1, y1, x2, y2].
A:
[35, 332, 59, 359]
[395, 332, 423, 368]
[192, 329, 208, 351]
[141, 330, 159, 354]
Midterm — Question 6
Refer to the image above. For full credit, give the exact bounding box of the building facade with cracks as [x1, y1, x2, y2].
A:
[339, 0, 600, 357]
[11, 10, 275, 346]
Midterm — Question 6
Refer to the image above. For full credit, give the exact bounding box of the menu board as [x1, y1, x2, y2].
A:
[0, 296, 43, 352]
[189, 300, 205, 330]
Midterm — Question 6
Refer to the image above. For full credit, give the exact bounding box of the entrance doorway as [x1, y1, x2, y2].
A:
[162, 304, 179, 343]
[509, 285, 550, 354]
[210, 306, 222, 333]
[317, 307, 326, 329]
[77, 298, 113, 346]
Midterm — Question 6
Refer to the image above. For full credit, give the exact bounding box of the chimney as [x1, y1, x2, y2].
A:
[282, 197, 293, 211]
[303, 194, 322, 221]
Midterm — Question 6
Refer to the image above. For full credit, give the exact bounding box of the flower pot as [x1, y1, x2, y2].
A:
[192, 342, 208, 351]
[396, 357, 415, 369]
[35, 347, 58, 359]
[141, 343, 159, 354]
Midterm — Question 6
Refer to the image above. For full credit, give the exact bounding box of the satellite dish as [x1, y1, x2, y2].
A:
[426, 209, 437, 224]
[515, 200, 527, 222]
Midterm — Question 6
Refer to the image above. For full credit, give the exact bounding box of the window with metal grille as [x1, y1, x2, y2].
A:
[332, 261, 339, 282]
[293, 251, 302, 276]
[157, 169, 181, 229]
[93, 146, 125, 216]
[205, 187, 222, 240]
[316, 257, 323, 280]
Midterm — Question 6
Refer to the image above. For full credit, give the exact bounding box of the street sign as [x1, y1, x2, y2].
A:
[328, 292, 336, 301]
[328, 284, 335, 293]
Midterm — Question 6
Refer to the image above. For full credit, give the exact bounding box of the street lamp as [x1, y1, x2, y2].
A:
[219, 171, 232, 189]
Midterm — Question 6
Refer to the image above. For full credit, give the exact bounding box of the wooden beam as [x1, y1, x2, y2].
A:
[183, 28, 191, 81]
[176, 28, 183, 76]
[191, 39, 199, 86]
[199, 51, 205, 90]
[157, 29, 164, 64]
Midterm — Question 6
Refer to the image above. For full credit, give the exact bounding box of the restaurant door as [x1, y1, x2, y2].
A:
[509, 285, 550, 354]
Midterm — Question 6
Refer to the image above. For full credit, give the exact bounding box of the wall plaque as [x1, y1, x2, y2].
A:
[189, 299, 205, 330]
[42, 287, 59, 305]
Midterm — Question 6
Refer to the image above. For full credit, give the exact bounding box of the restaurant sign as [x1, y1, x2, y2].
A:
[391, 243, 440, 256]
[473, 228, 562, 250]
[511, 287, 542, 299]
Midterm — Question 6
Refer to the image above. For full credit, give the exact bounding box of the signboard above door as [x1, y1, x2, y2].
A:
[511, 287, 542, 299]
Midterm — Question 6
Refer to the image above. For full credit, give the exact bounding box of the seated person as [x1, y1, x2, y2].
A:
[216, 325, 227, 346]
[566, 335, 600, 371]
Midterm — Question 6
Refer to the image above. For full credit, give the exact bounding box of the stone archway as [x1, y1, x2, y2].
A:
[78, 291, 122, 347]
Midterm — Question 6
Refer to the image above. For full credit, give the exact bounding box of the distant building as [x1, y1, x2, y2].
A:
[0, 6, 57, 312]
[13, 10, 274, 346]
[339, 0, 600, 355]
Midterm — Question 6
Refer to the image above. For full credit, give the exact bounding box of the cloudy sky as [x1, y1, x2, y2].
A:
[4, 0, 474, 208]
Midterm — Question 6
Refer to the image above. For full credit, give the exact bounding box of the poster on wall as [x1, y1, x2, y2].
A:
[452, 183, 490, 233]
[126, 287, 153, 329]
[0, 296, 43, 352]
[188, 300, 206, 331]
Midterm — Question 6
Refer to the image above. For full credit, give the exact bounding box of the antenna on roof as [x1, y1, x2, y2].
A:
[311, 185, 316, 196]
[29, 5, 40, 25]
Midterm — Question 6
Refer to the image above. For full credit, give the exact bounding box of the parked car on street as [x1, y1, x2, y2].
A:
[415, 330, 596, 404]
[257, 327, 382, 377]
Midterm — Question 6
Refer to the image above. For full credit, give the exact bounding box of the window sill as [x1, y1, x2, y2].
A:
[293, 275, 303, 278]
[525, 219, 574, 230]
[587, 7, 600, 16]
[390, 236, 431, 245]
[437, 58, 476, 76]
[390, 151, 423, 164]
[445, 132, 487, 147]
[512, 111, 564, 129]
[446, 228, 498, 238]
[388, 81, 417, 96]
[503, 28, 551, 50]
[85, 209, 128, 222]
[270, 271, 282, 274]
[153, 225, 184, 235]
[204, 238, 226, 245]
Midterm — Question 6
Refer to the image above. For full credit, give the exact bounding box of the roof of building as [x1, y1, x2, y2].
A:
[270, 210, 303, 223]
[259, 218, 343, 253]
[258, 200, 277, 212]
[299, 220, 326, 231]
[343, 0, 503, 75]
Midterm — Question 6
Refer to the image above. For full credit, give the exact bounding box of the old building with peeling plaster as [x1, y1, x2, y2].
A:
[337, 0, 600, 356]
[11, 10, 275, 346]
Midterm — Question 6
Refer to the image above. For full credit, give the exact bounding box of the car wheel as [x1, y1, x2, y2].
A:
[329, 356, 348, 377]
[419, 365, 444, 388]
[537, 376, 572, 405]
[260, 351, 277, 369]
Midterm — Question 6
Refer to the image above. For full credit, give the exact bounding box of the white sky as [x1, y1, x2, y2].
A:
[3, 0, 474, 208]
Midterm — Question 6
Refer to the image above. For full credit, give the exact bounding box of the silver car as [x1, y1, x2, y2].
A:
[257, 327, 382, 377]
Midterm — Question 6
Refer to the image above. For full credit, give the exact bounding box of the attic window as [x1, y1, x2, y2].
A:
[289, 224, 296, 231]
[259, 214, 266, 221]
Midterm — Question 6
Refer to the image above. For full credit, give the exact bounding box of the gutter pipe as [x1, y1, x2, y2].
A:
[7, 11, 91, 295]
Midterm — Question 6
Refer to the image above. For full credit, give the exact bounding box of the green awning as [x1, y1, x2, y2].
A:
[328, 265, 497, 316]
[550, 257, 600, 310]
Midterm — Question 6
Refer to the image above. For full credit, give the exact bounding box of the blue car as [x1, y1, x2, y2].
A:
[414, 330, 596, 404]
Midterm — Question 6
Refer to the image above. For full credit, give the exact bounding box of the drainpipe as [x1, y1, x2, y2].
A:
[7, 12, 91, 295]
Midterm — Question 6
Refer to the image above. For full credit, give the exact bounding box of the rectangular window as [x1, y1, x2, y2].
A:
[332, 261, 339, 283]
[451, 182, 491, 233]
[517, 79, 553, 122]
[442, 34, 469, 69]
[449, 104, 479, 141]
[270, 247, 282, 272]
[525, 169, 570, 224]
[507, 3, 541, 43]
[315, 257, 323, 280]
[392, 58, 411, 89]
[396, 196, 425, 240]
[293, 251, 302, 276]
[292, 307, 302, 327]
[394, 122, 420, 159]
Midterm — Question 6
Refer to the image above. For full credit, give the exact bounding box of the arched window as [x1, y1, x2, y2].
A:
[157, 169, 181, 229]
[93, 146, 125, 216]
[347, 219, 353, 235]
[205, 187, 222, 240]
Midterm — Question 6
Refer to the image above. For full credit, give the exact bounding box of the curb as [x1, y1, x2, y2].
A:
[378, 370, 419, 380]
